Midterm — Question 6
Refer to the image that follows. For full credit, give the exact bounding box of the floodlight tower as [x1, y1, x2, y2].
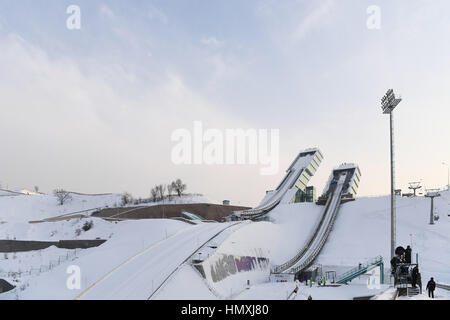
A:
[381, 89, 402, 260]
[425, 190, 441, 225]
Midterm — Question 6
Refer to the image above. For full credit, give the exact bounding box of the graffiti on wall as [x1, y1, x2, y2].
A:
[208, 254, 269, 283]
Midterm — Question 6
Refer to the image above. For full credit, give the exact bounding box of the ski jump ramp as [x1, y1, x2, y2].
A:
[229, 147, 362, 276]
[273, 163, 361, 275]
[230, 148, 324, 221]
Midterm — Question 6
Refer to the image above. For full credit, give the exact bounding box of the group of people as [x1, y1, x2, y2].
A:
[317, 277, 327, 286]
[391, 245, 412, 269]
[390, 245, 438, 299]
[304, 276, 333, 288]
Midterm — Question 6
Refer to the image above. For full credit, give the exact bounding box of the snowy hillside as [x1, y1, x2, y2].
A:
[0, 187, 449, 300]
[0, 192, 121, 223]
[317, 190, 450, 283]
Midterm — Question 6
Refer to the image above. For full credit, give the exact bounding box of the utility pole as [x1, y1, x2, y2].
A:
[381, 89, 402, 260]
[425, 190, 440, 225]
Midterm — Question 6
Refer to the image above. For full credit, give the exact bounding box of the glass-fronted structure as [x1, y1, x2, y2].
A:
[293, 149, 323, 193]
[293, 186, 316, 203]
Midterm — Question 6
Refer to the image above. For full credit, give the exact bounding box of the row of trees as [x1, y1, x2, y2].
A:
[150, 179, 187, 202]
[52, 179, 187, 206]
[121, 179, 187, 206]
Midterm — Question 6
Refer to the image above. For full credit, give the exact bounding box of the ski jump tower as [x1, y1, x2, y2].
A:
[230, 148, 323, 221]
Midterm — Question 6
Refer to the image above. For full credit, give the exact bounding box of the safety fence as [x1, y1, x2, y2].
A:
[0, 249, 79, 280]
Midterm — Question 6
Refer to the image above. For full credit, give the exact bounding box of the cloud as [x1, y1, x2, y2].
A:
[201, 36, 224, 48]
[99, 4, 115, 20]
[147, 4, 168, 24]
[293, 0, 335, 41]
[0, 33, 277, 205]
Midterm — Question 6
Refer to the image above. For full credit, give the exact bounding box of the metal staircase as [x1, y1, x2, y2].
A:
[336, 256, 384, 285]
[407, 287, 420, 297]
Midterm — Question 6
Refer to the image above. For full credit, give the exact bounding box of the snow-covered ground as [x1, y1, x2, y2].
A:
[0, 186, 449, 300]
[237, 282, 390, 300]
[317, 190, 450, 284]
[0, 191, 214, 224]
[0, 192, 121, 223]
[1, 218, 191, 299]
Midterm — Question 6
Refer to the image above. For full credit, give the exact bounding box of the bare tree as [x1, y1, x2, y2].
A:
[121, 192, 133, 206]
[53, 189, 72, 205]
[167, 183, 174, 201]
[150, 187, 158, 202]
[171, 179, 186, 197]
[34, 186, 39, 193]
[157, 184, 166, 201]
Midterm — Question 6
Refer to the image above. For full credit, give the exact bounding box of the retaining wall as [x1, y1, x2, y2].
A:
[196, 251, 270, 298]
[0, 239, 106, 253]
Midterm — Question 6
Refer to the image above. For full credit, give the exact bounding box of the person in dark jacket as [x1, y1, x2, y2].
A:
[405, 246, 412, 263]
[426, 277, 436, 298]
[411, 266, 418, 288]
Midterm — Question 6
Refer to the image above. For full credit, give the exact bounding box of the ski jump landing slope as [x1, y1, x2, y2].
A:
[273, 172, 348, 274]
[75, 222, 239, 300]
[233, 148, 323, 221]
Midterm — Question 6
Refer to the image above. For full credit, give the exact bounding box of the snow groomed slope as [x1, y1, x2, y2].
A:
[231, 148, 323, 221]
[75, 222, 241, 300]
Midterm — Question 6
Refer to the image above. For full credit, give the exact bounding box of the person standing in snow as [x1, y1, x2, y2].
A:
[426, 277, 436, 299]
[411, 266, 418, 288]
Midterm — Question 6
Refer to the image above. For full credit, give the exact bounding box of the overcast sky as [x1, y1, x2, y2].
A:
[0, 0, 449, 206]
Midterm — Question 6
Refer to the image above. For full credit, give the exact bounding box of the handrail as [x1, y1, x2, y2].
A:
[336, 256, 383, 284]
[436, 283, 450, 291]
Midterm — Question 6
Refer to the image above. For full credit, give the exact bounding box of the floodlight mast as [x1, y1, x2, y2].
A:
[381, 89, 402, 261]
